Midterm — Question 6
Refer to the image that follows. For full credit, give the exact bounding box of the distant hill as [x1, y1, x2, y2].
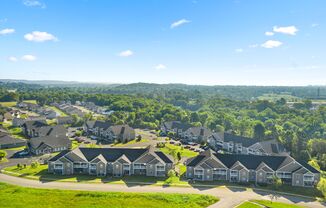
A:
[1, 79, 326, 100]
[0, 79, 120, 88]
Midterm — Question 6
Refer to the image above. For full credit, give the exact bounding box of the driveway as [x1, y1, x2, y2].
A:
[0, 173, 324, 208]
[0, 149, 46, 170]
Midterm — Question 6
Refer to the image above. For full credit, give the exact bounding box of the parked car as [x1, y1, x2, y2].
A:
[17, 150, 30, 157]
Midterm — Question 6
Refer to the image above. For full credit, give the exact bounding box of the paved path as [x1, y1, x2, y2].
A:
[0, 174, 324, 208]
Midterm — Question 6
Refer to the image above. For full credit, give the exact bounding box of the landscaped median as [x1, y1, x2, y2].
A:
[236, 200, 305, 208]
[0, 182, 219, 208]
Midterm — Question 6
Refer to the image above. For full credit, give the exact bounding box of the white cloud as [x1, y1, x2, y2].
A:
[265, 31, 274, 36]
[235, 48, 244, 53]
[8, 56, 18, 62]
[311, 23, 319, 28]
[118, 50, 133, 57]
[249, 44, 258, 48]
[155, 64, 166, 70]
[0, 18, 8, 23]
[0, 28, 15, 35]
[21, 55, 37, 61]
[261, 40, 283, 48]
[23, 0, 46, 8]
[273, 26, 298, 35]
[170, 19, 191, 29]
[24, 31, 57, 42]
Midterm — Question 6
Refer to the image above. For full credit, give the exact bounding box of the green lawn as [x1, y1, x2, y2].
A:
[251, 200, 304, 208]
[3, 164, 190, 186]
[0, 157, 8, 163]
[4, 164, 49, 177]
[0, 101, 17, 107]
[47, 105, 68, 117]
[7, 126, 27, 139]
[159, 143, 198, 159]
[237, 201, 262, 208]
[178, 164, 187, 177]
[23, 100, 37, 104]
[71, 140, 81, 149]
[257, 93, 301, 102]
[0, 100, 37, 107]
[0, 182, 218, 208]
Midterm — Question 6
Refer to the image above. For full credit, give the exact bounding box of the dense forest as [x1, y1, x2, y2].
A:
[1, 81, 326, 171]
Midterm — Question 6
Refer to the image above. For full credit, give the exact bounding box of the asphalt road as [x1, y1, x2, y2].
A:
[0, 173, 324, 208]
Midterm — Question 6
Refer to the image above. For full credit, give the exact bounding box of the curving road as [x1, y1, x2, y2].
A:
[0, 173, 324, 208]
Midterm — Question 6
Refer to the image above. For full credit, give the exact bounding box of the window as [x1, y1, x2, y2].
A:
[304, 175, 314, 181]
[73, 162, 88, 168]
[134, 164, 146, 169]
[230, 170, 238, 176]
[156, 165, 165, 171]
[276, 172, 292, 179]
[213, 169, 227, 175]
[54, 164, 63, 169]
[90, 164, 97, 169]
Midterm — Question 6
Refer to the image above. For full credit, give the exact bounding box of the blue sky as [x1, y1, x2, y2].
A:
[0, 0, 325, 85]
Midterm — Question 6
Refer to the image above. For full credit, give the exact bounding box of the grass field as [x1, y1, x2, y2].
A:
[47, 105, 68, 116]
[0, 101, 17, 107]
[0, 182, 218, 208]
[0, 100, 37, 107]
[7, 126, 26, 139]
[237, 200, 305, 208]
[159, 143, 198, 159]
[0, 157, 8, 163]
[237, 201, 261, 208]
[257, 93, 301, 102]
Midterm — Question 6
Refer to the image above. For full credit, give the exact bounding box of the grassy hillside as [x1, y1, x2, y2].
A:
[0, 182, 218, 208]
[238, 200, 304, 208]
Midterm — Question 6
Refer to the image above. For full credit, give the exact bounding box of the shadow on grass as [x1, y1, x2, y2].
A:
[38, 172, 163, 187]
[252, 184, 324, 204]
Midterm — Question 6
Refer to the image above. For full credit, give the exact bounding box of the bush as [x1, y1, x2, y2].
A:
[136, 135, 142, 142]
[31, 161, 39, 169]
[156, 142, 165, 148]
[0, 150, 7, 161]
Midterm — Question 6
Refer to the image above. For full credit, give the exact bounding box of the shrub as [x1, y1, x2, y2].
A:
[31, 161, 39, 169]
[0, 150, 7, 161]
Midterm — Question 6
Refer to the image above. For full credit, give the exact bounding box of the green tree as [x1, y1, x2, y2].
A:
[177, 151, 182, 162]
[253, 121, 265, 140]
[0, 150, 7, 161]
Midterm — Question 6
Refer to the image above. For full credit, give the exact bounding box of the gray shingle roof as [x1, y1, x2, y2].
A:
[29, 135, 71, 149]
[49, 147, 173, 164]
[223, 133, 259, 147]
[188, 150, 320, 174]
[0, 135, 26, 145]
[162, 121, 191, 131]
